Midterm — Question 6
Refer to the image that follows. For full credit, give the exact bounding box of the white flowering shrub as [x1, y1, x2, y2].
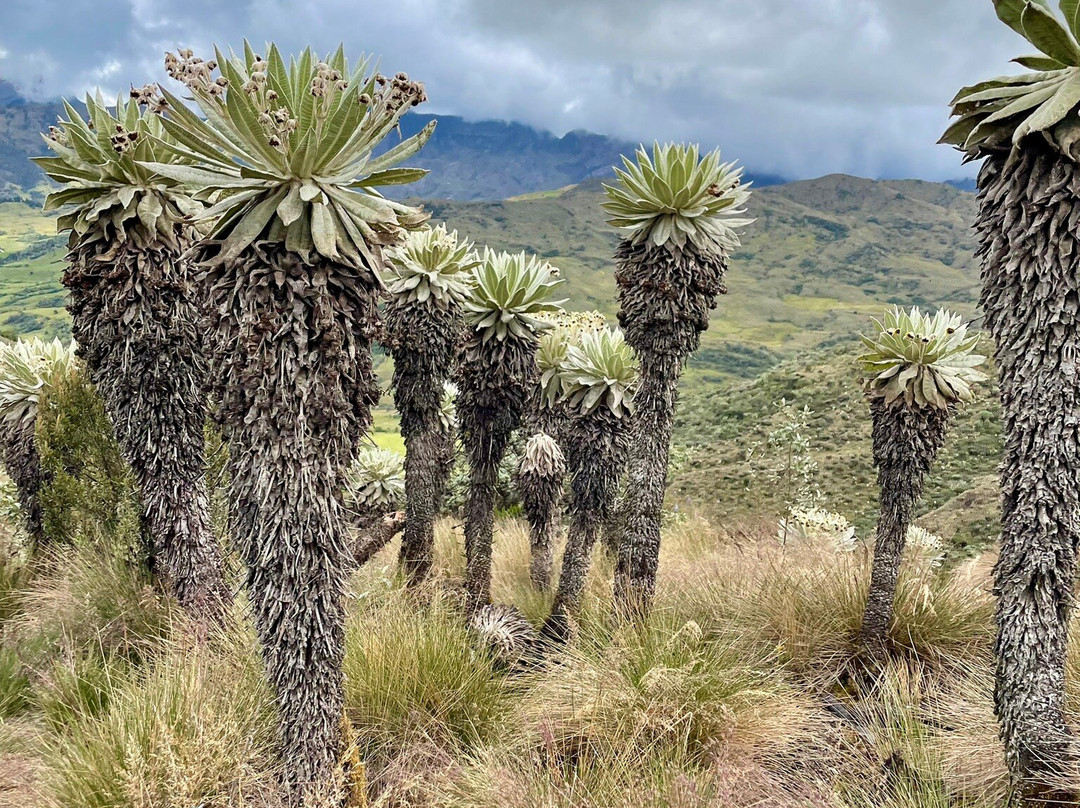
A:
[906, 525, 946, 567]
[777, 506, 857, 552]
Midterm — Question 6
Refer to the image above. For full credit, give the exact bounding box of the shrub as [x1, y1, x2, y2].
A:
[35, 372, 142, 559]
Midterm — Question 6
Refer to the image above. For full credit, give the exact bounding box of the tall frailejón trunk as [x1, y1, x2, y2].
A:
[385, 304, 458, 585]
[1, 417, 48, 548]
[612, 241, 725, 617]
[544, 408, 628, 641]
[860, 399, 949, 648]
[64, 234, 229, 617]
[977, 142, 1080, 803]
[203, 244, 380, 806]
[457, 336, 535, 611]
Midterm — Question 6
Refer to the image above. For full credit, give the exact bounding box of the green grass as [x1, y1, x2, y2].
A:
[369, 407, 406, 454]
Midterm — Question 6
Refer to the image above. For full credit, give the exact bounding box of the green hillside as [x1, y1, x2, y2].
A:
[0, 175, 997, 542]
[0, 173, 981, 381]
[670, 344, 1001, 556]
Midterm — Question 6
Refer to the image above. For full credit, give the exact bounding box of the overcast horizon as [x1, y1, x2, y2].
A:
[0, 0, 1029, 183]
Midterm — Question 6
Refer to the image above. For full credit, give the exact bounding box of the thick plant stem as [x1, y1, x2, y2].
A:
[528, 510, 558, 590]
[859, 400, 950, 650]
[456, 334, 535, 613]
[464, 461, 498, 610]
[1, 418, 47, 548]
[609, 240, 726, 620]
[612, 365, 679, 619]
[399, 426, 453, 584]
[386, 305, 459, 586]
[205, 246, 380, 807]
[545, 410, 628, 641]
[519, 466, 562, 590]
[65, 236, 229, 619]
[351, 511, 406, 569]
[976, 144, 1080, 803]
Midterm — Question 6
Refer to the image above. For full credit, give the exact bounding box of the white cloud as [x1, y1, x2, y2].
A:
[0, 0, 1031, 180]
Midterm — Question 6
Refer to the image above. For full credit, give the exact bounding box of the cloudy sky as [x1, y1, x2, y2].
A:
[0, 0, 1028, 181]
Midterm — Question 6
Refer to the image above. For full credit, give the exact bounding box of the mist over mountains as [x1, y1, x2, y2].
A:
[0, 78, 788, 201]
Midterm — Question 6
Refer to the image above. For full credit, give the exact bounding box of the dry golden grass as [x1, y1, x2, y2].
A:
[5, 515, 1077, 807]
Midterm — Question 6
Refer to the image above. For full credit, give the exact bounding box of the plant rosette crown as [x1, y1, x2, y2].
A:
[0, 339, 79, 429]
[438, 381, 458, 433]
[534, 310, 607, 409]
[559, 327, 638, 418]
[859, 306, 987, 410]
[345, 447, 405, 511]
[942, 0, 1080, 160]
[382, 224, 479, 307]
[519, 431, 565, 477]
[602, 142, 753, 254]
[34, 88, 203, 253]
[463, 249, 567, 343]
[146, 44, 433, 269]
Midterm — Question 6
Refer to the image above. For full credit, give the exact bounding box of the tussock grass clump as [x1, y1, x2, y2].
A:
[0, 645, 31, 718]
[40, 627, 278, 808]
[516, 615, 827, 771]
[661, 525, 994, 682]
[342, 585, 514, 769]
[14, 546, 171, 668]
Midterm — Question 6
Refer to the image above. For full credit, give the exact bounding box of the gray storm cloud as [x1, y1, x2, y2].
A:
[0, 0, 1025, 180]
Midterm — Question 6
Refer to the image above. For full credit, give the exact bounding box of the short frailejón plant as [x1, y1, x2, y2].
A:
[345, 447, 406, 514]
[516, 431, 565, 589]
[857, 306, 985, 650]
[519, 309, 606, 589]
[35, 90, 231, 619]
[344, 446, 408, 568]
[943, 4, 1080, 797]
[382, 225, 477, 585]
[155, 44, 432, 805]
[602, 142, 751, 618]
[543, 327, 637, 641]
[0, 339, 77, 547]
[455, 249, 564, 610]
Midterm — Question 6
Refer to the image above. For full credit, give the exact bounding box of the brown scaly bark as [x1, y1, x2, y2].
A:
[859, 400, 950, 649]
[612, 240, 726, 618]
[351, 510, 407, 569]
[384, 304, 458, 585]
[976, 141, 1080, 803]
[64, 232, 229, 619]
[543, 406, 629, 642]
[202, 242, 381, 805]
[1, 417, 48, 548]
[456, 334, 536, 612]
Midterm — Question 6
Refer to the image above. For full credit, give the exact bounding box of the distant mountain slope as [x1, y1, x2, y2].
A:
[0, 173, 980, 386]
[423, 174, 980, 383]
[0, 81, 63, 195]
[0, 80, 785, 202]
